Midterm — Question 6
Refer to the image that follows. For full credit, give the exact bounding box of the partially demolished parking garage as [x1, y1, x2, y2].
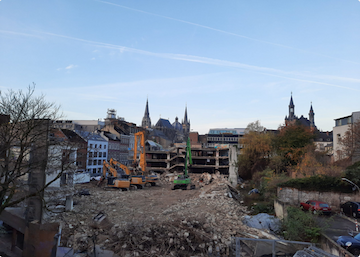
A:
[0, 172, 338, 257]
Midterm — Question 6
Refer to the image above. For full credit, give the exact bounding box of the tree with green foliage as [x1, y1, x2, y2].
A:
[272, 124, 315, 169]
[281, 206, 322, 243]
[238, 121, 273, 179]
[344, 161, 360, 188]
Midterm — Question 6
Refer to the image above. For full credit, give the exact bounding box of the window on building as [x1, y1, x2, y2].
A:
[103, 152, 106, 157]
[90, 144, 93, 148]
[88, 160, 92, 165]
[98, 160, 101, 165]
[104, 145, 107, 149]
[89, 152, 93, 157]
[95, 144, 98, 148]
[98, 168, 102, 173]
[93, 160, 97, 165]
[94, 152, 98, 157]
[93, 168, 97, 174]
[100, 144, 102, 149]
[99, 152, 102, 157]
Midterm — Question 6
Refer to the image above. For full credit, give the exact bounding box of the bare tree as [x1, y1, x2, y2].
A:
[339, 120, 360, 162]
[0, 85, 76, 218]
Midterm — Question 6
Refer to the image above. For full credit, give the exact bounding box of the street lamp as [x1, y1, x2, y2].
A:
[342, 178, 360, 193]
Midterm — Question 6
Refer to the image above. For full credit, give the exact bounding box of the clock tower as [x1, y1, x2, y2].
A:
[288, 93, 295, 121]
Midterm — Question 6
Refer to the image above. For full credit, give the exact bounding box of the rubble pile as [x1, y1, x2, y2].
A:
[44, 175, 272, 256]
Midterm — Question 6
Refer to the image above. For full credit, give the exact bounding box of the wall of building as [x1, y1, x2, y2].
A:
[333, 111, 360, 161]
[86, 139, 108, 176]
[333, 124, 351, 161]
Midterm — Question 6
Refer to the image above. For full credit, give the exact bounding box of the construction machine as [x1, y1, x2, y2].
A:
[172, 137, 195, 190]
[100, 160, 130, 190]
[133, 131, 158, 186]
[109, 158, 146, 189]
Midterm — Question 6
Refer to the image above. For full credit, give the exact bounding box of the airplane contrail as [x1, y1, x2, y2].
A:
[95, 0, 360, 65]
[1, 29, 359, 91]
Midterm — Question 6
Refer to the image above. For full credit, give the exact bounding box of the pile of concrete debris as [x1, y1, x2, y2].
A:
[46, 174, 275, 256]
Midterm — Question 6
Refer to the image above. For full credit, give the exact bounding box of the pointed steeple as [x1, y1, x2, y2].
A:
[288, 93, 295, 121]
[309, 102, 315, 127]
[184, 106, 188, 124]
[182, 105, 190, 135]
[141, 98, 151, 128]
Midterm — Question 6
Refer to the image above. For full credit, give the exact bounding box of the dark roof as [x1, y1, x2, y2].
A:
[114, 125, 127, 135]
[150, 129, 171, 141]
[61, 129, 86, 144]
[102, 131, 120, 141]
[297, 115, 311, 127]
[314, 131, 333, 142]
[155, 118, 173, 129]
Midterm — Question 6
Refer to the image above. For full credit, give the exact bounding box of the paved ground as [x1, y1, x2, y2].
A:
[319, 213, 358, 240]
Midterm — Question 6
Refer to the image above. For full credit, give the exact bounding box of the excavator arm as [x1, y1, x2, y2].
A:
[109, 158, 131, 175]
[133, 131, 146, 172]
[103, 160, 118, 177]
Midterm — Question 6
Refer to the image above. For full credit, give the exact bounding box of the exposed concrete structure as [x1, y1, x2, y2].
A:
[53, 119, 105, 132]
[145, 143, 239, 185]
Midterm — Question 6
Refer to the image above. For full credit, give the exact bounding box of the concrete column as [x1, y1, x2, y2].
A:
[167, 152, 170, 169]
[215, 149, 219, 168]
[65, 196, 73, 211]
[228, 145, 238, 186]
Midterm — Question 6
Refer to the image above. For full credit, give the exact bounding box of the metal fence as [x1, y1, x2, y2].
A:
[234, 237, 325, 257]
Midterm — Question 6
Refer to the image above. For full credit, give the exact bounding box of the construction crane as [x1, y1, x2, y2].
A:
[100, 160, 130, 190]
[109, 158, 146, 189]
[133, 131, 158, 186]
[172, 137, 195, 190]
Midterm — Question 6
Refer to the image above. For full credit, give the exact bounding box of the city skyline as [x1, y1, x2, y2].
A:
[1, 0, 359, 134]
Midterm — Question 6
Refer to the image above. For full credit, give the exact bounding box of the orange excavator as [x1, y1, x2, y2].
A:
[110, 158, 146, 189]
[133, 131, 158, 186]
[100, 160, 130, 190]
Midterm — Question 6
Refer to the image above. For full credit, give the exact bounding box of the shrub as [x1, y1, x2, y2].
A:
[344, 161, 360, 185]
[277, 175, 352, 193]
[281, 206, 322, 243]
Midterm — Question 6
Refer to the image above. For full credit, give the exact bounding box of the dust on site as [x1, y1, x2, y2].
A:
[44, 173, 265, 257]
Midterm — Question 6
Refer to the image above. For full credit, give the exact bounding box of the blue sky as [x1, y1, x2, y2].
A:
[1, 0, 359, 134]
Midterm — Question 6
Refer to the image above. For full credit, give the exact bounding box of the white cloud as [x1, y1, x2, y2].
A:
[65, 64, 77, 70]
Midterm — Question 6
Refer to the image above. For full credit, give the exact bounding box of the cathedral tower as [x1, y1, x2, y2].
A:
[182, 106, 190, 135]
[309, 103, 315, 128]
[141, 99, 151, 128]
[288, 94, 295, 121]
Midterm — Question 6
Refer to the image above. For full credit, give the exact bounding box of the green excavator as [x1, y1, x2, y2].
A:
[172, 137, 195, 190]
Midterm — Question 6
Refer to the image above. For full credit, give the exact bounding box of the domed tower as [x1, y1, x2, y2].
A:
[172, 117, 183, 131]
[141, 98, 151, 128]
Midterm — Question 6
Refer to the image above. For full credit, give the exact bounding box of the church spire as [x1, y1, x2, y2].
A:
[288, 93, 295, 121]
[141, 98, 151, 128]
[309, 102, 315, 128]
[184, 106, 188, 124]
[182, 105, 190, 135]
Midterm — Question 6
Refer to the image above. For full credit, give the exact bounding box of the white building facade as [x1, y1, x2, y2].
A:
[85, 133, 109, 177]
[333, 111, 360, 161]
